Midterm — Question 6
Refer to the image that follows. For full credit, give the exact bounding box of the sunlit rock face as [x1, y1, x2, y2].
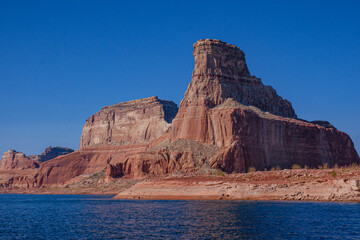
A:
[0, 150, 39, 170]
[171, 39, 297, 145]
[169, 39, 359, 171]
[101, 39, 359, 178]
[182, 39, 296, 117]
[80, 96, 178, 149]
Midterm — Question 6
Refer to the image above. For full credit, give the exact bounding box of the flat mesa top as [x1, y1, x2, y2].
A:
[101, 96, 176, 111]
[193, 39, 245, 55]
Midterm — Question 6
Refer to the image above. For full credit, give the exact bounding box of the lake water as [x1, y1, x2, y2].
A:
[0, 194, 359, 239]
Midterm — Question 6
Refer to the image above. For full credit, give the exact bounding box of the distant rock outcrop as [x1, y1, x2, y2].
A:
[0, 146, 74, 171]
[29, 146, 74, 162]
[0, 150, 39, 170]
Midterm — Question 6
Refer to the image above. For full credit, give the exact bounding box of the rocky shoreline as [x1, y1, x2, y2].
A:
[113, 168, 360, 202]
[2, 167, 359, 202]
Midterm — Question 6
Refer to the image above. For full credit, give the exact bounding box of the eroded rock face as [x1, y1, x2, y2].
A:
[80, 39, 359, 178]
[182, 39, 296, 117]
[29, 146, 74, 162]
[0, 150, 39, 170]
[80, 96, 178, 149]
[109, 139, 218, 178]
[207, 100, 359, 172]
[171, 39, 296, 145]
[169, 39, 359, 172]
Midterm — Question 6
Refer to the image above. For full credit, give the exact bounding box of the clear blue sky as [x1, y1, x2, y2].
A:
[1, 0, 359, 155]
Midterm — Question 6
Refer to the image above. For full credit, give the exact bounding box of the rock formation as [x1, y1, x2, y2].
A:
[1, 39, 359, 188]
[80, 96, 178, 149]
[0, 150, 39, 170]
[4, 97, 178, 187]
[187, 39, 296, 117]
[112, 39, 359, 176]
[171, 39, 296, 145]
[0, 146, 74, 172]
[28, 146, 74, 162]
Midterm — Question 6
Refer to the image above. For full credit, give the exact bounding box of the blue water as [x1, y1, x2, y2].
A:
[0, 194, 359, 239]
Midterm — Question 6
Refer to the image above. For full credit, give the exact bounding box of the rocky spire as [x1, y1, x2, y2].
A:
[181, 39, 296, 118]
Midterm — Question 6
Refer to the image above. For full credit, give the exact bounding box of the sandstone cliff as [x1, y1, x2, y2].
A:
[5, 97, 178, 187]
[111, 39, 359, 176]
[167, 39, 359, 172]
[186, 39, 296, 117]
[80, 96, 178, 149]
[0, 146, 75, 172]
[0, 150, 39, 170]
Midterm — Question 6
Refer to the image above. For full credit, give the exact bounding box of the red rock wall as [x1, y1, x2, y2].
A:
[0, 150, 39, 170]
[208, 104, 360, 172]
[170, 39, 359, 172]
[80, 96, 178, 149]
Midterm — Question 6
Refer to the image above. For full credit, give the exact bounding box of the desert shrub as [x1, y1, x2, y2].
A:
[331, 171, 337, 177]
[292, 164, 302, 170]
[215, 170, 226, 177]
[334, 164, 339, 169]
[350, 163, 360, 168]
[318, 165, 323, 170]
[269, 166, 281, 171]
[304, 165, 309, 169]
[323, 163, 329, 169]
[248, 167, 256, 172]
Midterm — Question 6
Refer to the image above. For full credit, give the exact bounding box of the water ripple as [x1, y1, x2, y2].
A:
[0, 194, 359, 239]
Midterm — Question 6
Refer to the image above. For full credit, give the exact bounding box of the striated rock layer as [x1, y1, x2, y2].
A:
[90, 39, 359, 179]
[0, 150, 39, 170]
[119, 39, 359, 175]
[113, 172, 360, 201]
[205, 100, 359, 172]
[186, 39, 296, 118]
[4, 97, 179, 187]
[167, 39, 359, 172]
[0, 146, 75, 171]
[80, 96, 178, 149]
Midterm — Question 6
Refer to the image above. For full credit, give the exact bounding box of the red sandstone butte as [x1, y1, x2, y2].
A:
[1, 39, 359, 188]
[3, 97, 179, 187]
[0, 150, 39, 170]
[108, 39, 359, 177]
[80, 96, 178, 149]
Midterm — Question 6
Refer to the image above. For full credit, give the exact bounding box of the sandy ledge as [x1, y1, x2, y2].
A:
[1, 168, 360, 202]
[113, 168, 360, 202]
